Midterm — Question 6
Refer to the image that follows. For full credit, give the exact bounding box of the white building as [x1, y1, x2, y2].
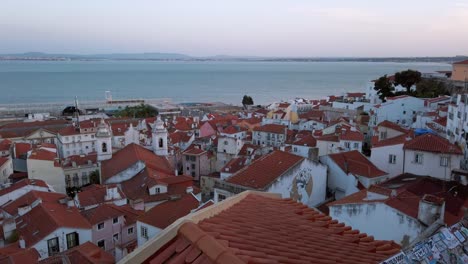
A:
[216, 136, 244, 171]
[252, 124, 287, 147]
[369, 95, 425, 129]
[446, 94, 468, 168]
[328, 174, 466, 247]
[27, 149, 66, 193]
[0, 157, 13, 184]
[320, 150, 389, 200]
[152, 116, 168, 156]
[56, 120, 100, 158]
[371, 133, 462, 180]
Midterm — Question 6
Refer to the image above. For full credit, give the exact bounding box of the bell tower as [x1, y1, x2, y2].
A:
[152, 116, 168, 156]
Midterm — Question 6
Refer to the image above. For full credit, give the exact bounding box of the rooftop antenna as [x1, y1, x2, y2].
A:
[74, 96, 80, 130]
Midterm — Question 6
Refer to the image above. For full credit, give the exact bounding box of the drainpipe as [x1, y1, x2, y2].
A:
[402, 149, 406, 174]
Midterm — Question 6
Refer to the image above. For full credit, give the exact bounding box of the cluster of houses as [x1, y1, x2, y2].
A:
[0, 63, 467, 263]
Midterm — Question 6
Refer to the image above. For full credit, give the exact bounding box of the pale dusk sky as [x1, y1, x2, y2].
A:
[1, 0, 467, 57]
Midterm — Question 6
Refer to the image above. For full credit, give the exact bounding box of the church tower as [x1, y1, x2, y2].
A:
[152, 116, 168, 156]
[96, 119, 113, 161]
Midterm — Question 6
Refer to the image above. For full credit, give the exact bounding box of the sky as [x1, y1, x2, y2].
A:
[1, 0, 468, 57]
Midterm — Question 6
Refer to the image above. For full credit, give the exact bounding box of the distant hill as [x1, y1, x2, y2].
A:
[0, 52, 466, 63]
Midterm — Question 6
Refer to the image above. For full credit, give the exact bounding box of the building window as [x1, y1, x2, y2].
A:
[97, 222, 104, 230]
[353, 142, 359, 149]
[415, 153, 423, 164]
[47, 237, 60, 256]
[191, 171, 196, 177]
[141, 226, 148, 239]
[73, 174, 79, 187]
[224, 141, 228, 145]
[65, 175, 71, 187]
[388, 154, 396, 164]
[159, 138, 163, 148]
[81, 175, 88, 185]
[102, 142, 107, 153]
[403, 111, 406, 115]
[218, 194, 227, 202]
[344, 142, 350, 149]
[185, 156, 190, 161]
[440, 157, 449, 167]
[293, 147, 298, 152]
[127, 227, 134, 235]
[154, 187, 160, 194]
[113, 233, 119, 241]
[66, 232, 79, 249]
[113, 217, 119, 224]
[97, 240, 105, 250]
[191, 164, 195, 170]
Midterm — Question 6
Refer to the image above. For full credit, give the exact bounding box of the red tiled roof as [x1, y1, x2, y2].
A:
[433, 116, 447, 127]
[14, 142, 32, 158]
[372, 131, 414, 148]
[61, 153, 97, 168]
[377, 120, 408, 134]
[0, 139, 12, 152]
[0, 179, 49, 197]
[80, 203, 126, 225]
[221, 157, 248, 174]
[2, 190, 67, 216]
[328, 150, 387, 178]
[346, 92, 366, 97]
[148, 193, 400, 263]
[238, 143, 260, 156]
[253, 124, 287, 134]
[0, 120, 69, 139]
[329, 174, 468, 226]
[240, 117, 262, 125]
[169, 131, 192, 144]
[28, 149, 57, 161]
[292, 134, 317, 147]
[138, 194, 200, 228]
[16, 201, 91, 247]
[226, 151, 303, 189]
[182, 145, 206, 155]
[403, 133, 462, 154]
[454, 59, 468, 65]
[316, 134, 339, 142]
[100, 143, 173, 182]
[222, 125, 246, 134]
[0, 157, 9, 167]
[299, 110, 324, 120]
[0, 243, 39, 264]
[339, 129, 364, 142]
[40, 241, 115, 264]
[76, 184, 126, 208]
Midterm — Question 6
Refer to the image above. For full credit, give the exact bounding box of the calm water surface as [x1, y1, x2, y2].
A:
[0, 60, 451, 105]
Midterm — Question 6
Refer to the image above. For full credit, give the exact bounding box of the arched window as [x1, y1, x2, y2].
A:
[158, 138, 163, 148]
[102, 142, 107, 152]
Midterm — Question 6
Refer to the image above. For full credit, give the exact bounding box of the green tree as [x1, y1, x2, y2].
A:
[394, 70, 422, 94]
[373, 75, 395, 102]
[242, 95, 254, 108]
[415, 79, 449, 98]
[116, 104, 158, 118]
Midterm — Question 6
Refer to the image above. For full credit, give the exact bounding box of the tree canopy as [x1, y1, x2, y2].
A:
[115, 104, 158, 118]
[242, 95, 254, 108]
[415, 79, 449, 98]
[394, 69, 422, 94]
[373, 75, 395, 102]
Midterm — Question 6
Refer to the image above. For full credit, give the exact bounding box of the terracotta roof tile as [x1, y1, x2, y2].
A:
[28, 149, 57, 161]
[147, 193, 400, 263]
[100, 143, 173, 182]
[372, 132, 414, 148]
[0, 179, 49, 197]
[403, 133, 462, 154]
[292, 135, 317, 147]
[253, 124, 287, 134]
[138, 194, 200, 229]
[39, 241, 115, 264]
[14, 142, 32, 158]
[328, 150, 387, 178]
[226, 151, 303, 189]
[454, 59, 468, 65]
[76, 184, 126, 208]
[377, 120, 408, 134]
[220, 157, 248, 174]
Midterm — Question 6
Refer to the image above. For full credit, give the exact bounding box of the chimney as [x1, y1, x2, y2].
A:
[67, 199, 75, 208]
[175, 169, 179, 176]
[186, 186, 194, 193]
[18, 205, 32, 216]
[19, 236, 26, 249]
[418, 194, 445, 226]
